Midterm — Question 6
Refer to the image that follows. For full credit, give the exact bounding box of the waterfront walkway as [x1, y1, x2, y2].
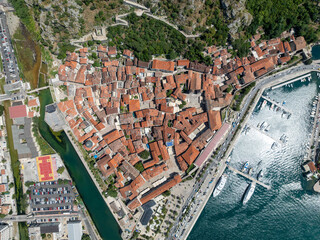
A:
[27, 86, 50, 93]
[227, 165, 271, 190]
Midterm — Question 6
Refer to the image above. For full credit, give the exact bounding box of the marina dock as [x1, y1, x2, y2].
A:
[227, 165, 271, 190]
[271, 73, 311, 90]
[261, 96, 292, 115]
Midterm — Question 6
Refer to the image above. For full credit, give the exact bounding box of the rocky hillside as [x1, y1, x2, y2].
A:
[23, 0, 127, 55]
[137, 0, 252, 38]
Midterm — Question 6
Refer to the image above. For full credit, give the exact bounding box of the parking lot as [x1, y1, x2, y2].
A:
[29, 181, 75, 214]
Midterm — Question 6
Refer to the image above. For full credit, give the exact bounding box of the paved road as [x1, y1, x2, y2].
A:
[169, 63, 320, 240]
[2, 212, 79, 222]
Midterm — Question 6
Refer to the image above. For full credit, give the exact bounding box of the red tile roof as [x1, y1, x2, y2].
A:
[152, 60, 175, 72]
[9, 105, 27, 119]
[182, 145, 199, 165]
[208, 110, 222, 131]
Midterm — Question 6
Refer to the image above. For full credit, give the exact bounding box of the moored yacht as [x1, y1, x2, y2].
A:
[261, 100, 267, 109]
[213, 174, 228, 197]
[257, 170, 263, 180]
[241, 162, 249, 172]
[243, 183, 256, 205]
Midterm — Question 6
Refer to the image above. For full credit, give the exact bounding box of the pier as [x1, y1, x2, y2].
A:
[227, 165, 271, 190]
[261, 96, 292, 114]
[271, 73, 311, 90]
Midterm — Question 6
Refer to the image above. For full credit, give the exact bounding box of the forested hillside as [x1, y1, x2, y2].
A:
[246, 0, 319, 43]
[7, 0, 320, 63]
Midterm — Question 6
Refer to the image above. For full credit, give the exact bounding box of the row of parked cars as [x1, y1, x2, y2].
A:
[32, 196, 73, 205]
[0, 24, 18, 82]
[31, 186, 72, 196]
[32, 205, 71, 212]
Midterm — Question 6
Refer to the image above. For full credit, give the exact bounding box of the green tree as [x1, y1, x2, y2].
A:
[162, 190, 171, 197]
[134, 162, 145, 172]
[57, 166, 65, 174]
[138, 150, 150, 160]
[82, 233, 91, 240]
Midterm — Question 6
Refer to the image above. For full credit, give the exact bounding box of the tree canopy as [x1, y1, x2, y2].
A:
[246, 0, 320, 43]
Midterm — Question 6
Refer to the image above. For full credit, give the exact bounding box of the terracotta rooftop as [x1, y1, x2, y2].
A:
[152, 60, 175, 72]
[9, 105, 27, 119]
[103, 129, 122, 144]
[181, 145, 200, 165]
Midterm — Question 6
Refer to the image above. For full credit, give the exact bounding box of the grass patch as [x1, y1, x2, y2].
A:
[19, 222, 29, 240]
[12, 24, 41, 89]
[186, 163, 195, 174]
[0, 77, 5, 94]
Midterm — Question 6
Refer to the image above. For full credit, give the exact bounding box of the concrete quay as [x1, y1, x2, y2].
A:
[172, 63, 320, 240]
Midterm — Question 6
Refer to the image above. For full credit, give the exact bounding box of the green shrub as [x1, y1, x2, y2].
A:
[138, 150, 150, 160]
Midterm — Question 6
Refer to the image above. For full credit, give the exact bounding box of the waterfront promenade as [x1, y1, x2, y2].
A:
[172, 63, 320, 240]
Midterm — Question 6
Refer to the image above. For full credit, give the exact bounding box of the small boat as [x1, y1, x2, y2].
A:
[213, 174, 228, 197]
[265, 124, 270, 132]
[270, 103, 274, 110]
[243, 183, 256, 205]
[248, 168, 253, 175]
[280, 134, 286, 142]
[241, 162, 249, 172]
[257, 170, 263, 180]
[261, 100, 267, 109]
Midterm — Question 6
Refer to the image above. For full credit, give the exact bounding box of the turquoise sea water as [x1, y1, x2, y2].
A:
[188, 72, 320, 240]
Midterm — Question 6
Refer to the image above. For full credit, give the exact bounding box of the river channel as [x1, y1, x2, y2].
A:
[188, 71, 320, 240]
[38, 88, 122, 240]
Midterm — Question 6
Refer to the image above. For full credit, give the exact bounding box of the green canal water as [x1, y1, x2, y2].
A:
[38, 89, 122, 240]
[312, 45, 320, 60]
